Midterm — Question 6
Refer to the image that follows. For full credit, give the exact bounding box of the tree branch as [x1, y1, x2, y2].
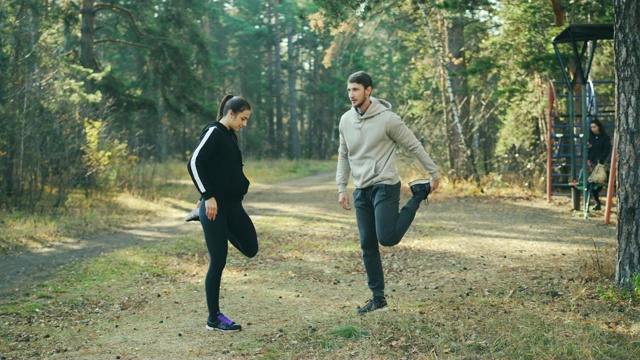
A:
[94, 38, 154, 49]
[94, 3, 169, 42]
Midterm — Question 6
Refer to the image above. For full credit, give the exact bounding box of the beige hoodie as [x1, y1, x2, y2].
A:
[336, 97, 440, 193]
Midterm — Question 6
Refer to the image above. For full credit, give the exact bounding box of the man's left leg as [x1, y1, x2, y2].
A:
[373, 182, 422, 247]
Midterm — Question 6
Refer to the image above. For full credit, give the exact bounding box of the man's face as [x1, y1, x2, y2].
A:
[347, 82, 371, 109]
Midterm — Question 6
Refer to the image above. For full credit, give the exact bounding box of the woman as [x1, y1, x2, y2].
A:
[587, 118, 611, 210]
[187, 95, 258, 331]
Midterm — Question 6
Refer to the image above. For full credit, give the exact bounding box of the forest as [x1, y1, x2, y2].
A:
[0, 0, 617, 212]
[3, 2, 640, 358]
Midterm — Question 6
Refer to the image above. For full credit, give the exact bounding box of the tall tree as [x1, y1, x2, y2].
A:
[442, 7, 472, 178]
[270, 0, 285, 157]
[80, 0, 98, 72]
[614, 0, 640, 289]
[287, 22, 301, 159]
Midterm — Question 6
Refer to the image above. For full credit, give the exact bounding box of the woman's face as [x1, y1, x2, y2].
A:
[590, 122, 600, 134]
[228, 109, 251, 131]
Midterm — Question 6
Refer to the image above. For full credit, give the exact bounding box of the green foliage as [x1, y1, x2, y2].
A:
[596, 274, 640, 304]
[330, 325, 369, 339]
[0, 0, 616, 211]
[0, 303, 41, 316]
[82, 118, 135, 192]
[311, 0, 384, 24]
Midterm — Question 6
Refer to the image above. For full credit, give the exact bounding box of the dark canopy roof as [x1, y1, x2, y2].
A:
[553, 24, 614, 44]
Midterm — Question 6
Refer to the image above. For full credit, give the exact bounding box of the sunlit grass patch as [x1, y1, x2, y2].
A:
[0, 212, 63, 254]
[0, 159, 335, 254]
[397, 159, 545, 199]
[579, 240, 617, 282]
[0, 303, 42, 316]
[244, 159, 335, 184]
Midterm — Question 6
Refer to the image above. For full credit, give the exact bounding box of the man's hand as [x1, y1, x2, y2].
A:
[430, 178, 440, 193]
[338, 191, 351, 210]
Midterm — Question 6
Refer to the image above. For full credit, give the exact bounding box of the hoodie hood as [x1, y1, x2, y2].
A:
[336, 95, 441, 192]
[351, 97, 392, 121]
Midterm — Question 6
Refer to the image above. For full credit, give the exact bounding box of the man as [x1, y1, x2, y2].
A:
[336, 71, 440, 314]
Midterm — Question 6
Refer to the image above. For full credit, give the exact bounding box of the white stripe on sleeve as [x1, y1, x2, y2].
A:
[190, 127, 217, 193]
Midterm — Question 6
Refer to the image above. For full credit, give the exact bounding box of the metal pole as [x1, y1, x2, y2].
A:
[552, 43, 580, 210]
[547, 81, 555, 202]
[568, 87, 580, 210]
[581, 84, 590, 218]
[604, 135, 617, 224]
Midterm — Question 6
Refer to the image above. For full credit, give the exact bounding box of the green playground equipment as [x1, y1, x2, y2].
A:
[546, 24, 615, 219]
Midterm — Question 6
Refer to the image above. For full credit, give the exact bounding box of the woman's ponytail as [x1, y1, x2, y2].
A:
[216, 94, 252, 121]
[217, 94, 235, 121]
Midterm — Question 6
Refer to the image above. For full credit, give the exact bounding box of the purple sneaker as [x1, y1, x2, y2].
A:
[206, 312, 242, 331]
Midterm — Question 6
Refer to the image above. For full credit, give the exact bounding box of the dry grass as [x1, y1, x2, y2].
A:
[0, 159, 335, 255]
[2, 160, 639, 359]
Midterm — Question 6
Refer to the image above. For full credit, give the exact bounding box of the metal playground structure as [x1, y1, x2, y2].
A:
[546, 24, 616, 222]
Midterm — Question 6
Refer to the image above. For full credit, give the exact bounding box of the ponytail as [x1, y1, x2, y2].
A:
[217, 94, 251, 121]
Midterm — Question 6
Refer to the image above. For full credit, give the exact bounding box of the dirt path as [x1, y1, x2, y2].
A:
[0, 172, 337, 298]
[1, 171, 625, 359]
[0, 171, 616, 298]
[0, 216, 195, 298]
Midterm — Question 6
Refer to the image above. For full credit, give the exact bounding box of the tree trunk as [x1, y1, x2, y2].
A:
[418, 3, 479, 183]
[299, 46, 307, 157]
[442, 67, 455, 171]
[80, 0, 97, 71]
[549, 0, 565, 27]
[264, 20, 276, 157]
[386, 31, 396, 105]
[271, 0, 284, 157]
[614, 0, 640, 289]
[287, 25, 300, 159]
[445, 14, 471, 178]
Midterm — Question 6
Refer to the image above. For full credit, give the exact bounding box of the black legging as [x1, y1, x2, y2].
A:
[199, 200, 258, 316]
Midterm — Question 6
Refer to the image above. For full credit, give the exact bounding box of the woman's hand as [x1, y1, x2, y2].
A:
[205, 197, 218, 221]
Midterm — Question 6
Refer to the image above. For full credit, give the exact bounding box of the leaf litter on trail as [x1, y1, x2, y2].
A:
[3, 178, 637, 359]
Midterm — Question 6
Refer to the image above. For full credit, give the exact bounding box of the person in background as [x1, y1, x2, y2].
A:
[587, 117, 611, 210]
[336, 71, 440, 314]
[187, 95, 258, 331]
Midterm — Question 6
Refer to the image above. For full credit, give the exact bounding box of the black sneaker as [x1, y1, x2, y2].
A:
[184, 207, 200, 222]
[408, 179, 431, 202]
[206, 312, 242, 331]
[357, 297, 389, 314]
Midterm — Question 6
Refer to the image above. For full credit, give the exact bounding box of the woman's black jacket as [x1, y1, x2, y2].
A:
[588, 133, 611, 165]
[187, 121, 250, 205]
